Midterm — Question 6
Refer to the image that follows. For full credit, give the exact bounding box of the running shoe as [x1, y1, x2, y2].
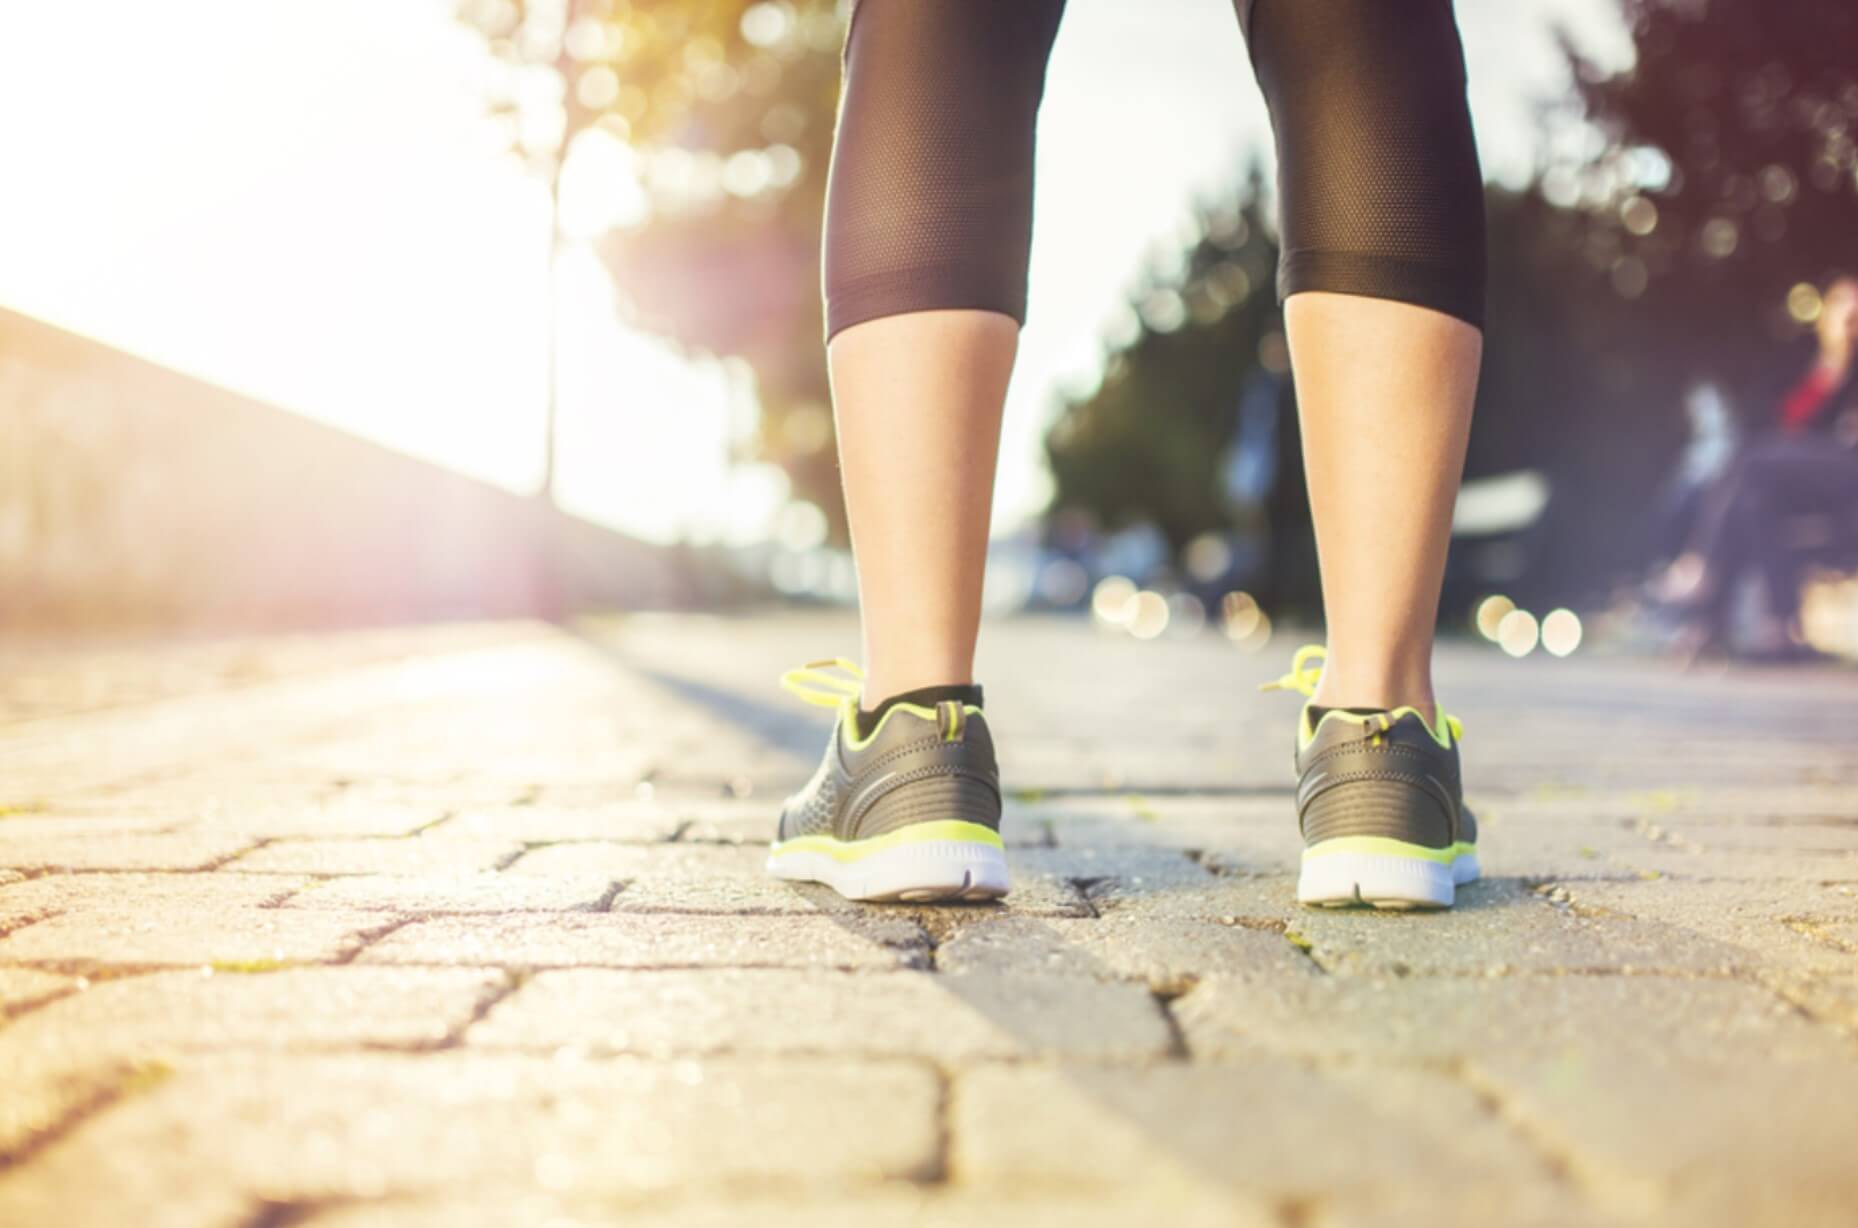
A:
[767, 659, 1009, 902]
[1264, 645, 1480, 909]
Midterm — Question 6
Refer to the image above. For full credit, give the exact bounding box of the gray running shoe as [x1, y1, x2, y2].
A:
[767, 660, 1008, 903]
[1266, 646, 1480, 909]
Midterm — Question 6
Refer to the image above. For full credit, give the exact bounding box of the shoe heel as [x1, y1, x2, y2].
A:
[1298, 845, 1455, 910]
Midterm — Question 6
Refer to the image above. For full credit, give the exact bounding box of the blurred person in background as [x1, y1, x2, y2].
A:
[1653, 276, 1858, 660]
[769, 0, 1487, 911]
[1648, 381, 1740, 568]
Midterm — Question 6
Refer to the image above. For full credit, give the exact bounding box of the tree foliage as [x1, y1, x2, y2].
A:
[1047, 0, 1858, 612]
[1045, 172, 1286, 553]
[455, 0, 846, 527]
[1555, 0, 1858, 403]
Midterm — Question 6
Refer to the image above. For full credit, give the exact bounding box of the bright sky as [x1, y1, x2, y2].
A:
[0, 0, 1630, 545]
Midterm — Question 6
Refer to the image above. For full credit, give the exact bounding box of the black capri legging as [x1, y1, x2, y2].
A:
[822, 0, 1486, 340]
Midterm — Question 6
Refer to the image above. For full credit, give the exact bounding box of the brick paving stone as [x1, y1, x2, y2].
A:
[1174, 970, 1849, 1066]
[1315, 1184, 1648, 1228]
[301, 1191, 1274, 1228]
[226, 836, 526, 875]
[1550, 878, 1858, 974]
[179, 796, 450, 838]
[1464, 816, 1660, 881]
[279, 872, 617, 913]
[1173, 973, 1858, 1207]
[0, 814, 187, 837]
[441, 804, 681, 843]
[0, 1053, 939, 1213]
[1650, 820, 1858, 853]
[1009, 846, 1210, 915]
[359, 911, 928, 970]
[1281, 878, 1752, 977]
[6, 616, 1858, 1222]
[1082, 872, 1303, 922]
[931, 912, 1317, 986]
[0, 832, 258, 873]
[1608, 846, 1858, 882]
[1, 967, 504, 1052]
[0, 907, 399, 967]
[470, 968, 1174, 1062]
[952, 1060, 1552, 1200]
[0, 871, 299, 916]
[508, 842, 833, 913]
[512, 841, 1088, 916]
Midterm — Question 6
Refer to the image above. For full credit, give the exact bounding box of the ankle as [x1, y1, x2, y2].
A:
[1309, 663, 1435, 717]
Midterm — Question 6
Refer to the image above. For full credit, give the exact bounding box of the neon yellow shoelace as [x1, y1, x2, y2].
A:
[1261, 644, 1464, 744]
[779, 657, 865, 711]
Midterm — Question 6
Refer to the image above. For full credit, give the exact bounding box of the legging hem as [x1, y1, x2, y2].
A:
[825, 272, 1028, 341]
[1279, 250, 1485, 331]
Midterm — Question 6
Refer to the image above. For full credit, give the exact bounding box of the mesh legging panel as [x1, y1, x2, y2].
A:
[1247, 0, 1486, 326]
[822, 0, 1485, 339]
[822, 0, 1066, 340]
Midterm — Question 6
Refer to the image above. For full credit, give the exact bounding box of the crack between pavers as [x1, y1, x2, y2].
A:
[201, 837, 277, 872]
[1149, 981, 1196, 1061]
[420, 968, 529, 1053]
[0, 982, 83, 1024]
[1273, 1193, 1322, 1228]
[1070, 878, 1107, 918]
[0, 908, 61, 939]
[919, 1065, 954, 1185]
[1442, 1055, 1667, 1216]
[491, 846, 534, 871]
[0, 1056, 174, 1171]
[406, 810, 461, 837]
[238, 1198, 334, 1228]
[332, 916, 417, 965]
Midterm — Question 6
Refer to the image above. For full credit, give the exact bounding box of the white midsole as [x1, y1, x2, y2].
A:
[767, 839, 1010, 902]
[1298, 848, 1479, 909]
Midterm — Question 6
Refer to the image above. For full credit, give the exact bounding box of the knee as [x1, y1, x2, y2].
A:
[823, 0, 1065, 340]
[1248, 0, 1486, 328]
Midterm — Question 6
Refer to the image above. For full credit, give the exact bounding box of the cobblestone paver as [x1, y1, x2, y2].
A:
[1, 613, 1856, 1227]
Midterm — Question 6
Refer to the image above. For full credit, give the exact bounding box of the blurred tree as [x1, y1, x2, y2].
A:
[1554, 0, 1858, 408]
[454, 0, 846, 528]
[1047, 0, 1858, 616]
[1045, 171, 1288, 554]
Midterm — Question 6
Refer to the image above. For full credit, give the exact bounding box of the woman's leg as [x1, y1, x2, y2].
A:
[1245, 0, 1487, 718]
[765, 0, 1062, 903]
[830, 312, 1016, 705]
[1244, 0, 1487, 909]
[1289, 296, 1480, 713]
[823, 0, 1066, 713]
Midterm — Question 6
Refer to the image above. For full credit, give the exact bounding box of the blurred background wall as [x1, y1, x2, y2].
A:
[0, 308, 678, 630]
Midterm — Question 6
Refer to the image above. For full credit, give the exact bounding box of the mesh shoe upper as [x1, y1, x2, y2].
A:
[778, 702, 1002, 844]
[1294, 709, 1475, 850]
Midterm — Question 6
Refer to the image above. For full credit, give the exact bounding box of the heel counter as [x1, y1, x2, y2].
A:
[853, 771, 1003, 840]
[1300, 777, 1453, 849]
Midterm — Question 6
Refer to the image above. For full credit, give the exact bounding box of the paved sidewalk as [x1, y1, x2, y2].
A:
[1, 613, 1856, 1227]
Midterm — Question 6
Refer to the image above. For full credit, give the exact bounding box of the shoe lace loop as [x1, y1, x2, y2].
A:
[1260, 643, 1328, 698]
[1260, 644, 1465, 743]
[779, 658, 864, 710]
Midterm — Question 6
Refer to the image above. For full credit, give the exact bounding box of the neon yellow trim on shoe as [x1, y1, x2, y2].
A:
[1261, 644, 1464, 750]
[1302, 836, 1477, 865]
[771, 820, 1004, 862]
